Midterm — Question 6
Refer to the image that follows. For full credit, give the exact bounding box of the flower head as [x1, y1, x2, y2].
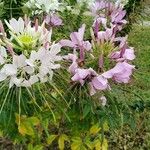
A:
[45, 14, 63, 27]
[60, 24, 91, 61]
[102, 62, 135, 83]
[5, 17, 52, 52]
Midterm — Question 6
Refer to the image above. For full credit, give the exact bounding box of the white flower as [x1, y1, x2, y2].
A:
[26, 43, 62, 83]
[13, 54, 27, 68]
[25, 0, 61, 14]
[21, 75, 39, 87]
[1, 64, 17, 76]
[5, 17, 24, 34]
[115, 0, 129, 7]
[0, 46, 7, 65]
[76, 0, 95, 7]
[5, 17, 52, 50]
[100, 96, 107, 106]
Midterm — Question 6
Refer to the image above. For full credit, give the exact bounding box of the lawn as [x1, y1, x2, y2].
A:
[109, 25, 150, 149]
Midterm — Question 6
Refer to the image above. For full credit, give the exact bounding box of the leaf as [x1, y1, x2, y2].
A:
[34, 145, 43, 150]
[83, 105, 91, 118]
[0, 130, 3, 137]
[58, 134, 69, 150]
[103, 121, 109, 132]
[28, 117, 40, 126]
[47, 135, 58, 145]
[18, 121, 34, 136]
[90, 124, 101, 135]
[85, 139, 93, 149]
[102, 138, 108, 150]
[71, 137, 83, 150]
[93, 139, 101, 150]
[15, 114, 40, 136]
[27, 144, 43, 150]
[27, 143, 33, 150]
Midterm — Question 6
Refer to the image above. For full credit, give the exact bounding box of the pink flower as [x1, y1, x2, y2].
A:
[89, 75, 108, 95]
[102, 62, 135, 83]
[60, 24, 91, 61]
[93, 17, 107, 37]
[64, 53, 78, 74]
[111, 9, 127, 25]
[45, 14, 63, 27]
[71, 68, 97, 85]
[97, 26, 116, 43]
[90, 0, 107, 16]
[110, 47, 135, 61]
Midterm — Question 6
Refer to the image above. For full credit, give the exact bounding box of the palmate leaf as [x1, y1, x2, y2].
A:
[15, 114, 40, 136]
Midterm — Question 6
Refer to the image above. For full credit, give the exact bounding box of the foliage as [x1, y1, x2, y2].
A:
[0, 0, 28, 20]
[0, 0, 150, 149]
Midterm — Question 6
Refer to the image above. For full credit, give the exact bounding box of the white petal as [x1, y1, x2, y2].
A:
[0, 72, 7, 81]
[13, 54, 26, 68]
[1, 64, 17, 76]
[0, 46, 7, 58]
[24, 66, 34, 74]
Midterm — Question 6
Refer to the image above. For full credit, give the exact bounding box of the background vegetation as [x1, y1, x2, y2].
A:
[0, 0, 150, 149]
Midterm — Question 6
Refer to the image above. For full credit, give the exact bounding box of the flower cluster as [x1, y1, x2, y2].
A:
[0, 0, 135, 104]
[0, 17, 62, 88]
[60, 0, 135, 100]
[24, 0, 61, 14]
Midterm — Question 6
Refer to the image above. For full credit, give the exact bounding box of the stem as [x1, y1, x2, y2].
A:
[0, 88, 10, 114]
[18, 87, 21, 127]
[79, 46, 84, 62]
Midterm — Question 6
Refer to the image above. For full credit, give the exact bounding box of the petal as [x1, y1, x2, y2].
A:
[83, 41, 92, 51]
[59, 40, 75, 47]
[1, 64, 17, 76]
[78, 24, 86, 42]
[0, 72, 7, 81]
[13, 54, 26, 68]
[89, 82, 96, 96]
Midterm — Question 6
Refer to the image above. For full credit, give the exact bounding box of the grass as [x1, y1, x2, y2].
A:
[128, 25, 150, 101]
[109, 25, 150, 149]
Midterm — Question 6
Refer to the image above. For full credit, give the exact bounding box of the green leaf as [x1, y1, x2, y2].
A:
[103, 121, 109, 132]
[83, 105, 91, 118]
[93, 139, 101, 150]
[27, 144, 43, 150]
[90, 124, 101, 135]
[47, 135, 58, 145]
[15, 114, 40, 136]
[71, 137, 83, 150]
[28, 117, 40, 126]
[58, 134, 69, 150]
[34, 145, 43, 150]
[102, 138, 108, 150]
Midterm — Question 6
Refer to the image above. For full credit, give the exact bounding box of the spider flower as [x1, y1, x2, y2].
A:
[60, 24, 91, 61]
[0, 46, 7, 65]
[24, 0, 60, 14]
[4, 17, 52, 52]
[102, 62, 135, 83]
[45, 14, 63, 27]
[0, 42, 62, 88]
[110, 47, 135, 61]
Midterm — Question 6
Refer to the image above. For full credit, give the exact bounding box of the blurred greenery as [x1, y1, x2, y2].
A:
[0, 0, 28, 20]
